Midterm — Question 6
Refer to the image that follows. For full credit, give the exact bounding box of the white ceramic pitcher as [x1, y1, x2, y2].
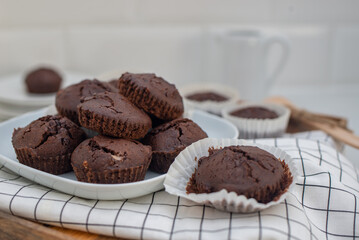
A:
[220, 29, 290, 101]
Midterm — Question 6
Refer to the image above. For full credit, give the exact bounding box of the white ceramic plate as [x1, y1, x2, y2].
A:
[0, 102, 42, 119]
[0, 71, 90, 107]
[0, 108, 238, 200]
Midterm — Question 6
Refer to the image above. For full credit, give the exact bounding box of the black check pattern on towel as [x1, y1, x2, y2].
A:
[0, 132, 358, 239]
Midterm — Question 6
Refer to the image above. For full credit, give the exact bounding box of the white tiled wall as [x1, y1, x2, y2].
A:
[134, 0, 273, 24]
[0, 0, 136, 27]
[66, 26, 203, 85]
[0, 29, 66, 74]
[331, 26, 359, 84]
[0, 0, 358, 87]
[273, 26, 332, 86]
[272, 0, 359, 24]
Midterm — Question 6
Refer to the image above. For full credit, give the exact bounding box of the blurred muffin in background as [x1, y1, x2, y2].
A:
[25, 67, 62, 94]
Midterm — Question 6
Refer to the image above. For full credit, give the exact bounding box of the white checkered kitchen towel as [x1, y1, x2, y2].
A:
[0, 131, 358, 240]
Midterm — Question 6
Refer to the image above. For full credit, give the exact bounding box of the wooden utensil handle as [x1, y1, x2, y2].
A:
[266, 96, 359, 149]
[299, 118, 359, 149]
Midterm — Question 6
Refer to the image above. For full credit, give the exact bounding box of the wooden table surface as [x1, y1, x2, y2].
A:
[0, 210, 122, 240]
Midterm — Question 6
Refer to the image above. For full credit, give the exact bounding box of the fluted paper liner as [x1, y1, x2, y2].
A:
[72, 161, 150, 184]
[119, 78, 184, 120]
[15, 148, 73, 175]
[78, 107, 150, 139]
[222, 102, 291, 139]
[164, 138, 297, 213]
[180, 83, 240, 115]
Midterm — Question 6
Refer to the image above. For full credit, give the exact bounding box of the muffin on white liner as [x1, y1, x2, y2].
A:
[179, 83, 240, 115]
[164, 138, 297, 213]
[221, 102, 291, 139]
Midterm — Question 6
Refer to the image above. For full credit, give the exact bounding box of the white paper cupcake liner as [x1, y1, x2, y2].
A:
[221, 102, 291, 139]
[179, 83, 240, 115]
[164, 138, 297, 213]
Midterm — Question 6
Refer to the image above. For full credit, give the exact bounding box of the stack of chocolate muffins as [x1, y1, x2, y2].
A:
[12, 73, 208, 184]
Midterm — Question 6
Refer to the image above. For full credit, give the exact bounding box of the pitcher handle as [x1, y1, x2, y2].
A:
[262, 34, 290, 90]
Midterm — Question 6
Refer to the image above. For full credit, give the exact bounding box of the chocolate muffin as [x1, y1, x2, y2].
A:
[71, 135, 152, 184]
[12, 115, 86, 175]
[143, 118, 207, 174]
[55, 79, 115, 124]
[25, 67, 62, 94]
[77, 91, 151, 139]
[118, 73, 184, 120]
[230, 107, 278, 119]
[186, 92, 229, 102]
[186, 146, 293, 203]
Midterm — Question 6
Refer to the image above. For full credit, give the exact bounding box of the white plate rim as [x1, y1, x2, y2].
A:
[0, 72, 89, 106]
[0, 107, 239, 200]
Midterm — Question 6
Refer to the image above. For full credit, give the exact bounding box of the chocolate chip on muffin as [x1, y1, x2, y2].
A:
[25, 67, 62, 94]
[230, 107, 278, 119]
[71, 135, 152, 184]
[118, 73, 184, 121]
[186, 92, 229, 102]
[55, 79, 116, 124]
[143, 118, 207, 174]
[186, 146, 293, 203]
[12, 115, 86, 175]
[77, 91, 152, 139]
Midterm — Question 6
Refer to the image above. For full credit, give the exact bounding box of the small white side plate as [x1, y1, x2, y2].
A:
[0, 108, 238, 200]
[0, 72, 89, 107]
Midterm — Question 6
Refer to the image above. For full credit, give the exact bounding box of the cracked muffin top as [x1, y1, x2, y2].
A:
[230, 107, 278, 119]
[12, 115, 86, 157]
[77, 91, 152, 139]
[143, 118, 207, 153]
[55, 79, 116, 123]
[71, 135, 152, 170]
[186, 146, 293, 203]
[78, 91, 150, 122]
[118, 72, 184, 120]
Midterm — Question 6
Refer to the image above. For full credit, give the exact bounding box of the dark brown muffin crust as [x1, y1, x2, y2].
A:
[118, 73, 184, 120]
[186, 92, 229, 102]
[25, 67, 62, 94]
[55, 79, 115, 124]
[143, 118, 207, 174]
[186, 146, 293, 203]
[230, 107, 278, 119]
[71, 135, 152, 184]
[12, 115, 86, 175]
[77, 91, 152, 139]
